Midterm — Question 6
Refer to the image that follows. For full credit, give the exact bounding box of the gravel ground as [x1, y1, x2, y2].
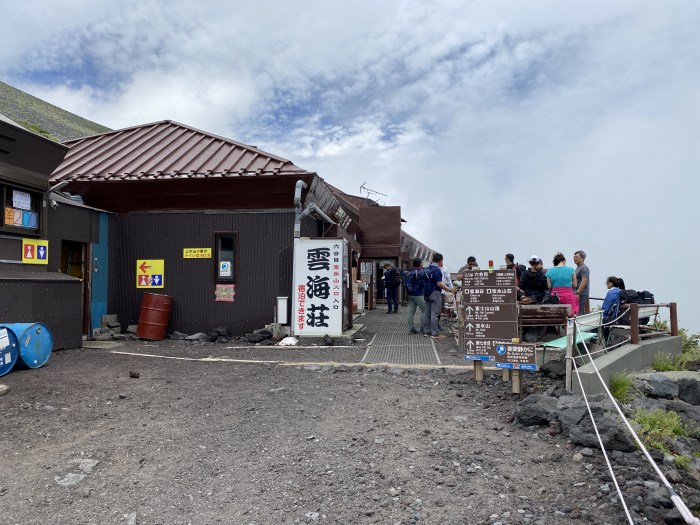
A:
[0, 331, 662, 525]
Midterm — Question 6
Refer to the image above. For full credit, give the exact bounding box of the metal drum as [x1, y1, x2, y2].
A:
[136, 293, 173, 340]
[3, 323, 53, 369]
[0, 326, 19, 376]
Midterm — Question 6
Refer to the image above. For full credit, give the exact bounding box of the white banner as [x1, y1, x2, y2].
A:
[292, 239, 344, 336]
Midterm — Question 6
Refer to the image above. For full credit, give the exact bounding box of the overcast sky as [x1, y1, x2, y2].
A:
[2, 1, 698, 330]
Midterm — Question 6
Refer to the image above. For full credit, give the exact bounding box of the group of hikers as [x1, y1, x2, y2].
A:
[383, 250, 592, 338]
[383, 249, 654, 338]
[383, 253, 456, 339]
[509, 251, 590, 317]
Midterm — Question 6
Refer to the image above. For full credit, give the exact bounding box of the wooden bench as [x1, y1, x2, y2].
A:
[518, 304, 571, 328]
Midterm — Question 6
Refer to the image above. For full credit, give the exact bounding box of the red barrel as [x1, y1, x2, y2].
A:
[136, 293, 173, 340]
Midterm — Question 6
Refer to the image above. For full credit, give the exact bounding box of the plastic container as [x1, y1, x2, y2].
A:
[2, 323, 53, 369]
[0, 326, 19, 376]
[136, 293, 173, 340]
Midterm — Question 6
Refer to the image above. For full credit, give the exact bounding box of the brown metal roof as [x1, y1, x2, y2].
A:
[50, 120, 311, 182]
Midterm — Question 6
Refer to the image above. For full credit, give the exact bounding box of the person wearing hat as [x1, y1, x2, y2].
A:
[518, 255, 548, 303]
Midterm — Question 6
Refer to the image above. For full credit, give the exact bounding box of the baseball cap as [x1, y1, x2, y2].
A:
[528, 255, 541, 263]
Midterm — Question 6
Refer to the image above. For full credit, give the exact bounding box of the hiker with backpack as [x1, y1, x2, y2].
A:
[403, 258, 426, 334]
[383, 263, 401, 314]
[422, 252, 457, 340]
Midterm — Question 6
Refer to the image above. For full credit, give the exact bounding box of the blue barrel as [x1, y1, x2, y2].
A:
[0, 326, 19, 377]
[2, 323, 53, 369]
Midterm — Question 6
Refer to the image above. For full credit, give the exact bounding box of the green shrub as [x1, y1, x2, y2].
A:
[17, 119, 58, 141]
[678, 329, 700, 369]
[675, 454, 691, 470]
[652, 352, 682, 372]
[634, 409, 688, 452]
[609, 372, 636, 404]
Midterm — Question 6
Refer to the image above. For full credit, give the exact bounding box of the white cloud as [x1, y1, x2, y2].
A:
[2, 0, 700, 329]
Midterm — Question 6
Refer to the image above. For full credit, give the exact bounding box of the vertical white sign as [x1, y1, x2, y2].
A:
[292, 238, 343, 336]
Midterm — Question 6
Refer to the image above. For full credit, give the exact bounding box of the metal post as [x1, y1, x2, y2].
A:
[565, 318, 574, 392]
[630, 303, 640, 344]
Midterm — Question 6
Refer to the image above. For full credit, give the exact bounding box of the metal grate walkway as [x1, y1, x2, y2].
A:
[360, 309, 441, 365]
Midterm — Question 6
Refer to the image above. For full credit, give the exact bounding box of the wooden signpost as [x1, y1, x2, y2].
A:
[460, 269, 537, 394]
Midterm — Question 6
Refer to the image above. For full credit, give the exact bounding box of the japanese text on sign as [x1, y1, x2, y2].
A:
[494, 343, 537, 370]
[462, 269, 519, 364]
[292, 239, 344, 336]
[183, 248, 212, 259]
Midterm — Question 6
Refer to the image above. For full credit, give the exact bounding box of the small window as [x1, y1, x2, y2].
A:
[2, 184, 42, 235]
[215, 232, 238, 283]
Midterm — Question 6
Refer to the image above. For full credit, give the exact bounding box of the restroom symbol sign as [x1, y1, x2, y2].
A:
[22, 238, 49, 265]
[136, 259, 165, 288]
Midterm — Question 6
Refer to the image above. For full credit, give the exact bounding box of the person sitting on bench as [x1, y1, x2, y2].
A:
[602, 276, 624, 340]
[518, 255, 548, 303]
[602, 276, 624, 324]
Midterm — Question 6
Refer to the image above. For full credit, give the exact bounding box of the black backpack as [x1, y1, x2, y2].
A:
[618, 289, 655, 325]
[637, 290, 655, 325]
[389, 267, 402, 287]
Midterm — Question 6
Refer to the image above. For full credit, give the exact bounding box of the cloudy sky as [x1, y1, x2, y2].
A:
[2, 1, 699, 330]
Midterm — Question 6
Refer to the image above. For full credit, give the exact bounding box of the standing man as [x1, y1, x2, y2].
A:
[573, 250, 590, 314]
[422, 253, 456, 340]
[404, 258, 426, 334]
[383, 263, 399, 314]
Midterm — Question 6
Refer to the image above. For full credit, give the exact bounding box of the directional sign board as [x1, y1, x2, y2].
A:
[136, 259, 165, 288]
[461, 269, 537, 370]
[494, 343, 537, 371]
[462, 269, 519, 363]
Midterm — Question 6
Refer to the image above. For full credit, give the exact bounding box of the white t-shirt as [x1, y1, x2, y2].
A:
[440, 265, 452, 294]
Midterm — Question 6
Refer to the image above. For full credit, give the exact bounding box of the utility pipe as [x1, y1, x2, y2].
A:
[293, 180, 307, 238]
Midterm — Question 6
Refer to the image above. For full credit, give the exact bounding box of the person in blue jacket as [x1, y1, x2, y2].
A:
[602, 276, 624, 323]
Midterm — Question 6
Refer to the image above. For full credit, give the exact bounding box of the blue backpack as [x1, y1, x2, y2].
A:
[404, 268, 425, 295]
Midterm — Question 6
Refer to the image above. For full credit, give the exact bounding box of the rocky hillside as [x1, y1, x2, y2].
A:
[0, 80, 110, 142]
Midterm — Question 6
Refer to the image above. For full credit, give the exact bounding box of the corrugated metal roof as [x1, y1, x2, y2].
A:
[51, 120, 311, 182]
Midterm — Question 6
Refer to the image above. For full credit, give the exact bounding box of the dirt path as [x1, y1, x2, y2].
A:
[0, 336, 632, 525]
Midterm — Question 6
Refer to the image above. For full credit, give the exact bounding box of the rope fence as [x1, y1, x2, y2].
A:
[571, 317, 700, 525]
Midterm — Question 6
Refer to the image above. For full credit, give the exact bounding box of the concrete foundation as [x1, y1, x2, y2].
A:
[571, 334, 682, 395]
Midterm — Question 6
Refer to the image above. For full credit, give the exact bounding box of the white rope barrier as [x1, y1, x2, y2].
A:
[571, 356, 634, 524]
[572, 319, 700, 524]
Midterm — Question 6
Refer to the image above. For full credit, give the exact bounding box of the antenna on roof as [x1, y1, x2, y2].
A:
[360, 182, 387, 200]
